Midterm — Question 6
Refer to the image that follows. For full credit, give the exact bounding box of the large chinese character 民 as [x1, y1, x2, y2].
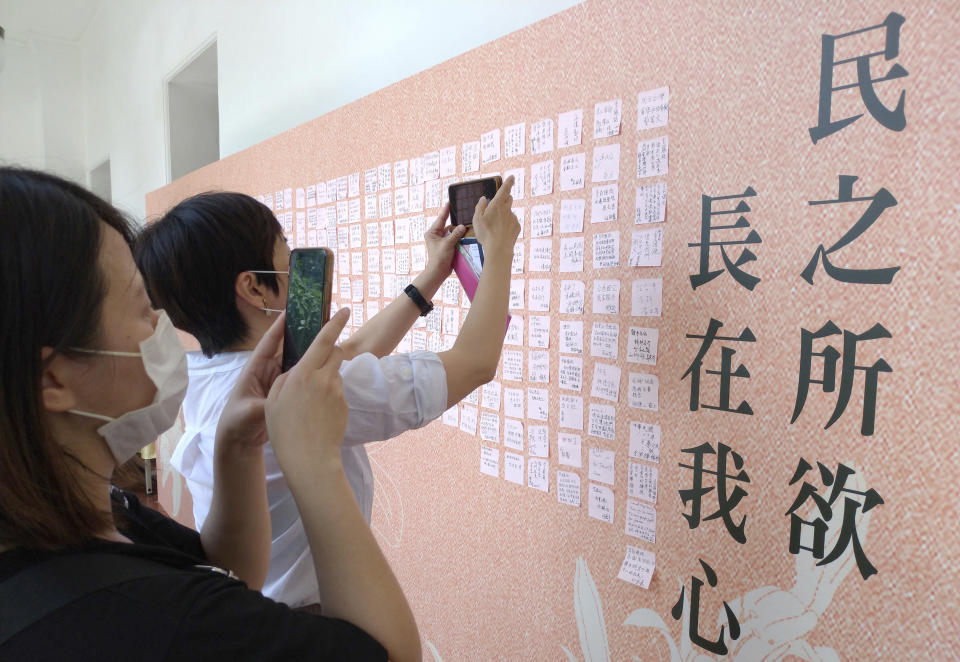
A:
[809, 12, 908, 143]
[804, 175, 901, 285]
[679, 442, 750, 543]
[671, 559, 742, 655]
[791, 321, 891, 436]
[689, 187, 761, 291]
[682, 318, 755, 415]
[786, 459, 884, 579]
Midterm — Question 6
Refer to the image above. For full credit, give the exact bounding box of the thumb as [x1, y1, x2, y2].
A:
[447, 224, 468, 244]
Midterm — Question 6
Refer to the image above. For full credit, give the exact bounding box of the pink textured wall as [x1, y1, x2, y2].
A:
[147, 2, 960, 658]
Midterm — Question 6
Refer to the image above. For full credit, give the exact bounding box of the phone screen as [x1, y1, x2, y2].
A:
[449, 177, 501, 227]
[282, 248, 332, 371]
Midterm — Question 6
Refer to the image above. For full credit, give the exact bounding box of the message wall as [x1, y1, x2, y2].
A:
[147, 2, 960, 659]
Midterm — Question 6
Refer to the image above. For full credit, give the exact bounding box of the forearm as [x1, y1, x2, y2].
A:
[201, 444, 271, 590]
[438, 248, 512, 405]
[286, 457, 421, 662]
[340, 267, 446, 360]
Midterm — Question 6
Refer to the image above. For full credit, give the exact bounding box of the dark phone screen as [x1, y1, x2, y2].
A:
[282, 249, 330, 371]
[449, 178, 500, 226]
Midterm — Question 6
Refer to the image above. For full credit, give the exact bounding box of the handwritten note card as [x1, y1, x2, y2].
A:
[591, 183, 619, 223]
[617, 546, 655, 589]
[631, 278, 663, 317]
[480, 445, 499, 477]
[503, 418, 524, 450]
[591, 322, 620, 360]
[558, 355, 583, 392]
[591, 363, 622, 403]
[481, 129, 501, 164]
[589, 447, 616, 485]
[627, 327, 659, 365]
[509, 279, 525, 310]
[527, 458, 549, 492]
[527, 388, 549, 422]
[560, 153, 586, 191]
[559, 199, 586, 234]
[625, 499, 657, 543]
[558, 394, 583, 431]
[593, 99, 622, 138]
[504, 315, 523, 346]
[504, 123, 525, 158]
[593, 231, 620, 269]
[479, 412, 500, 443]
[559, 237, 585, 272]
[588, 483, 615, 523]
[559, 320, 584, 355]
[637, 136, 669, 179]
[628, 462, 658, 504]
[588, 403, 616, 441]
[560, 280, 586, 315]
[558, 108, 583, 148]
[558, 433, 582, 467]
[628, 372, 659, 411]
[502, 350, 523, 382]
[504, 451, 524, 485]
[461, 404, 478, 435]
[530, 160, 554, 197]
[592, 143, 621, 182]
[394, 160, 409, 188]
[530, 119, 554, 155]
[529, 315, 550, 349]
[635, 182, 667, 225]
[528, 425, 549, 458]
[530, 204, 554, 237]
[628, 227, 663, 267]
[558, 470, 581, 507]
[462, 141, 481, 173]
[504, 387, 524, 418]
[637, 86, 669, 131]
[481, 380, 502, 412]
[629, 421, 661, 463]
[593, 280, 621, 315]
[528, 350, 550, 383]
[528, 279, 551, 312]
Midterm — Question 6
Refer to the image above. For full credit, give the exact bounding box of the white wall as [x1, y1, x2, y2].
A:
[77, 0, 582, 221]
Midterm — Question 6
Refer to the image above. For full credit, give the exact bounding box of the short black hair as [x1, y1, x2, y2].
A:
[134, 192, 284, 357]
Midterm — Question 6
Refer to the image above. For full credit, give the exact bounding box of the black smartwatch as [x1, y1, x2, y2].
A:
[404, 284, 434, 317]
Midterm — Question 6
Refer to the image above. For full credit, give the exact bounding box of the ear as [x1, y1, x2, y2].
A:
[40, 348, 79, 413]
[235, 271, 269, 310]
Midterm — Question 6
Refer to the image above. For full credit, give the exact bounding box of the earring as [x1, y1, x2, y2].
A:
[263, 298, 271, 317]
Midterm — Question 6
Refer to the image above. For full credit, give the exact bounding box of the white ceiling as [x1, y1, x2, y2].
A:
[0, 0, 107, 42]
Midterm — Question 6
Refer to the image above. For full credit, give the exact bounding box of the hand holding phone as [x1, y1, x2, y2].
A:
[448, 177, 502, 236]
[283, 247, 334, 371]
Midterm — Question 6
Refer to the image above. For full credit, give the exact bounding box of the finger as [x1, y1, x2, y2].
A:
[447, 224, 468, 242]
[490, 175, 515, 207]
[248, 312, 286, 368]
[429, 202, 451, 233]
[472, 196, 489, 226]
[296, 307, 350, 371]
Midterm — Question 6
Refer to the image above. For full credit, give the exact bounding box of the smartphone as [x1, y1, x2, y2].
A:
[282, 247, 334, 372]
[448, 176, 502, 235]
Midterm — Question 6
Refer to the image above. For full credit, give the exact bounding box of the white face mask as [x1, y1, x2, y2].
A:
[67, 312, 189, 463]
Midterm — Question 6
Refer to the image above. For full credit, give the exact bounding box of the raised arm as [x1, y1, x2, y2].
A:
[437, 175, 520, 406]
[265, 308, 421, 662]
[340, 203, 466, 360]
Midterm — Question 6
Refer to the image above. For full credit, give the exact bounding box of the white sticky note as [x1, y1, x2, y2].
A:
[631, 278, 662, 317]
[627, 327, 659, 365]
[504, 123, 526, 158]
[504, 387, 525, 418]
[558, 394, 584, 431]
[528, 279, 551, 312]
[364, 169, 378, 195]
[593, 280, 620, 315]
[408, 184, 424, 213]
[423, 151, 440, 181]
[591, 363, 622, 403]
[411, 244, 426, 272]
[511, 242, 525, 275]
[529, 315, 550, 349]
[558, 470, 581, 507]
[442, 405, 459, 427]
[504, 451, 524, 484]
[629, 227, 663, 267]
[464, 387, 480, 406]
[306, 186, 317, 207]
[629, 421, 661, 463]
[442, 277, 460, 306]
[395, 248, 411, 275]
[559, 199, 586, 234]
[591, 322, 619, 360]
[637, 136, 669, 179]
[628, 463, 658, 504]
[378, 192, 393, 219]
[588, 403, 616, 441]
[296, 188, 306, 208]
[337, 202, 349, 225]
[462, 141, 481, 173]
[559, 237, 584, 273]
[377, 163, 392, 190]
[528, 350, 550, 383]
[349, 224, 363, 249]
[528, 425, 549, 457]
[460, 404, 478, 435]
[558, 108, 583, 148]
[593, 99, 622, 139]
[367, 249, 380, 273]
[425, 180, 443, 210]
[625, 500, 657, 544]
[394, 160, 409, 188]
[509, 279, 525, 310]
[618, 546, 655, 589]
[638, 86, 669, 131]
[530, 205, 554, 238]
[558, 355, 583, 392]
[503, 418, 524, 450]
[481, 129, 501, 164]
[480, 445, 499, 477]
[367, 274, 381, 299]
[504, 168, 525, 200]
[559, 321, 584, 355]
[628, 372, 659, 411]
[591, 183, 619, 223]
[364, 195, 378, 220]
[530, 160, 554, 197]
[560, 280, 586, 315]
[527, 388, 549, 422]
[285, 187, 295, 208]
[436, 147, 455, 178]
[479, 411, 500, 443]
[365, 222, 381, 247]
[559, 153, 586, 191]
[558, 433, 582, 468]
[588, 447, 615, 485]
[348, 173, 360, 198]
[530, 118, 554, 155]
[593, 231, 620, 269]
[502, 350, 523, 382]
[635, 182, 667, 225]
[482, 380, 502, 411]
[409, 157, 424, 186]
[588, 483, 615, 523]
[527, 458, 549, 492]
[592, 143, 621, 182]
[381, 247, 395, 274]
[504, 315, 524, 346]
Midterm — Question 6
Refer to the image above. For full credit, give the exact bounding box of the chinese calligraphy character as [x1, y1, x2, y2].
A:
[671, 559, 742, 655]
[682, 318, 755, 415]
[809, 12, 908, 143]
[804, 175, 901, 285]
[791, 321, 891, 435]
[786, 459, 884, 579]
[679, 442, 750, 543]
[689, 187, 761, 291]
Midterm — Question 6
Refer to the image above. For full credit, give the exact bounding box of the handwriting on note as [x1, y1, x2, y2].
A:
[558, 470, 581, 507]
[628, 372, 659, 411]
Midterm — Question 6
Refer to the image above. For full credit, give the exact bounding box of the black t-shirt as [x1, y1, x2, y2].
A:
[0, 489, 386, 662]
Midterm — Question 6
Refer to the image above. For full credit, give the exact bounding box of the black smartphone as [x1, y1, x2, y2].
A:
[282, 247, 334, 372]
[448, 176, 502, 234]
